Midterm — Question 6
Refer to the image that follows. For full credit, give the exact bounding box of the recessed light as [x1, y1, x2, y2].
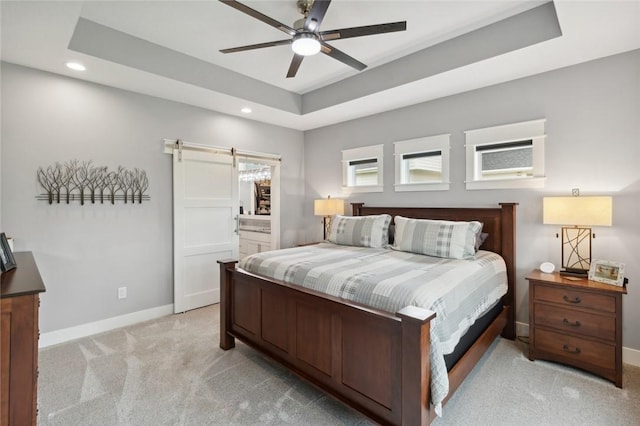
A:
[66, 62, 86, 71]
[241, 107, 252, 114]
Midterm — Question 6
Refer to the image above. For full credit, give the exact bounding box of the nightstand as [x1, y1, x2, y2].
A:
[526, 270, 627, 387]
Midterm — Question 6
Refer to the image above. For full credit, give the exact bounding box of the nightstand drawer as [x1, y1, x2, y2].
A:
[534, 284, 615, 313]
[534, 303, 616, 341]
[534, 328, 615, 371]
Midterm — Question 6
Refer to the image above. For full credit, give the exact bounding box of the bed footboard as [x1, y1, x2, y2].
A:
[218, 260, 435, 425]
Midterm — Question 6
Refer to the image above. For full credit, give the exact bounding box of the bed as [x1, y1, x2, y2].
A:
[218, 203, 517, 425]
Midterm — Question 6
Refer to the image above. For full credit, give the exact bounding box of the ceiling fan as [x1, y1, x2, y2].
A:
[219, 0, 407, 78]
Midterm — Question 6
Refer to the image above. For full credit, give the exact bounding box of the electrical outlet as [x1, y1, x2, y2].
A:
[118, 287, 127, 300]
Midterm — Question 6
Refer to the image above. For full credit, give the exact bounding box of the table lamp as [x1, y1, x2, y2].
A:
[543, 194, 612, 276]
[314, 196, 345, 240]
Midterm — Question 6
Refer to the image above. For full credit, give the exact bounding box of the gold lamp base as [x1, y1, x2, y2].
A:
[559, 268, 588, 277]
[560, 226, 592, 275]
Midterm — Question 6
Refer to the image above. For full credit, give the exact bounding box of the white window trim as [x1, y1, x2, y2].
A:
[342, 144, 384, 193]
[465, 119, 546, 190]
[393, 134, 450, 192]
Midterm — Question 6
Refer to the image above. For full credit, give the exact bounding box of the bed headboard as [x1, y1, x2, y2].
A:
[352, 202, 518, 339]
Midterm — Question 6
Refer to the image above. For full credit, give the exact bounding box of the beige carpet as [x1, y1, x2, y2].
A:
[38, 304, 640, 425]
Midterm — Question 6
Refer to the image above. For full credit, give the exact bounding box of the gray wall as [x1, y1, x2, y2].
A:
[0, 62, 305, 333]
[304, 50, 640, 350]
[2, 50, 638, 350]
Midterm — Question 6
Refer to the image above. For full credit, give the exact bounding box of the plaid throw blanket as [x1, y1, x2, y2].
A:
[239, 243, 507, 415]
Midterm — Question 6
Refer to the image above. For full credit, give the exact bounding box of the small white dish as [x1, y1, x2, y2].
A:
[540, 262, 555, 274]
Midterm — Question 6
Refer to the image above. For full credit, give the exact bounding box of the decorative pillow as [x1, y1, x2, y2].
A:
[328, 214, 392, 248]
[475, 232, 489, 252]
[392, 216, 483, 259]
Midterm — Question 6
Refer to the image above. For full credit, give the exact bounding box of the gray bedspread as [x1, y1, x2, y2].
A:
[239, 242, 507, 416]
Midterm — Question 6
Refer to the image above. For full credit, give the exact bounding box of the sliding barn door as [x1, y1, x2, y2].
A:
[173, 149, 238, 313]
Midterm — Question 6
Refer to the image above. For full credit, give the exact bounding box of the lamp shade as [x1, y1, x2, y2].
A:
[314, 198, 345, 216]
[543, 196, 612, 226]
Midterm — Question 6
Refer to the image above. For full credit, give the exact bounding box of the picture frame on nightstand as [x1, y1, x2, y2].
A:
[589, 259, 625, 286]
[0, 232, 17, 272]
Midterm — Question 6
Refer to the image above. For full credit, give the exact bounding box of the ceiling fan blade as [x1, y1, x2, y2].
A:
[320, 42, 367, 71]
[219, 0, 296, 36]
[286, 54, 304, 78]
[304, 0, 331, 32]
[320, 21, 407, 41]
[220, 39, 292, 54]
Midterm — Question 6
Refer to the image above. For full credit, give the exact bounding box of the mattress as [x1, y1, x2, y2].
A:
[239, 242, 508, 414]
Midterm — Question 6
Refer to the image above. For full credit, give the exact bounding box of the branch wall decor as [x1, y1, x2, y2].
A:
[36, 160, 150, 205]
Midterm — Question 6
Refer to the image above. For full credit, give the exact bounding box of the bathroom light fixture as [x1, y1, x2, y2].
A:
[291, 33, 321, 56]
[65, 62, 86, 71]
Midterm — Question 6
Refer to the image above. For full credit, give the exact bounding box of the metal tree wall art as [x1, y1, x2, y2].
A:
[36, 161, 150, 205]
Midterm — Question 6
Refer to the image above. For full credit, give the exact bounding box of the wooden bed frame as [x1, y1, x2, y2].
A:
[218, 203, 517, 425]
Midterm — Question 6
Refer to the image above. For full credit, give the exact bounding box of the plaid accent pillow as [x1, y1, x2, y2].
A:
[327, 214, 392, 248]
[392, 216, 483, 259]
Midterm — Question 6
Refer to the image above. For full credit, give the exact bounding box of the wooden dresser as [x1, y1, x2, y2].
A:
[527, 270, 626, 387]
[1, 252, 46, 425]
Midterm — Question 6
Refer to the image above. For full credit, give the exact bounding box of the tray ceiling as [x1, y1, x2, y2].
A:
[1, 1, 639, 130]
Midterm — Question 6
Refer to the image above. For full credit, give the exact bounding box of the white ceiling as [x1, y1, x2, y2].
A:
[1, 1, 639, 131]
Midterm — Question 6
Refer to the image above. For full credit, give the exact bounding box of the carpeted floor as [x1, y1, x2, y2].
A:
[38, 304, 640, 425]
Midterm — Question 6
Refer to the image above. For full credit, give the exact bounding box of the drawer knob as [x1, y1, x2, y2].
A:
[562, 318, 581, 327]
[562, 344, 581, 354]
[562, 295, 581, 304]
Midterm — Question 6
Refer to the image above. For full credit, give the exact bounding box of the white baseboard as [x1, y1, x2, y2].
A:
[516, 321, 529, 338]
[39, 304, 174, 348]
[513, 321, 640, 367]
[623, 346, 640, 367]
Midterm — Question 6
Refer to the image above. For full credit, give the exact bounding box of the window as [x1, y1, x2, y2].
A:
[348, 158, 379, 186]
[465, 119, 546, 190]
[477, 140, 533, 179]
[403, 151, 442, 182]
[342, 144, 383, 193]
[394, 134, 450, 191]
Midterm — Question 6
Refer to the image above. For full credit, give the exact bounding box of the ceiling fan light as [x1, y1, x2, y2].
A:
[292, 33, 321, 56]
